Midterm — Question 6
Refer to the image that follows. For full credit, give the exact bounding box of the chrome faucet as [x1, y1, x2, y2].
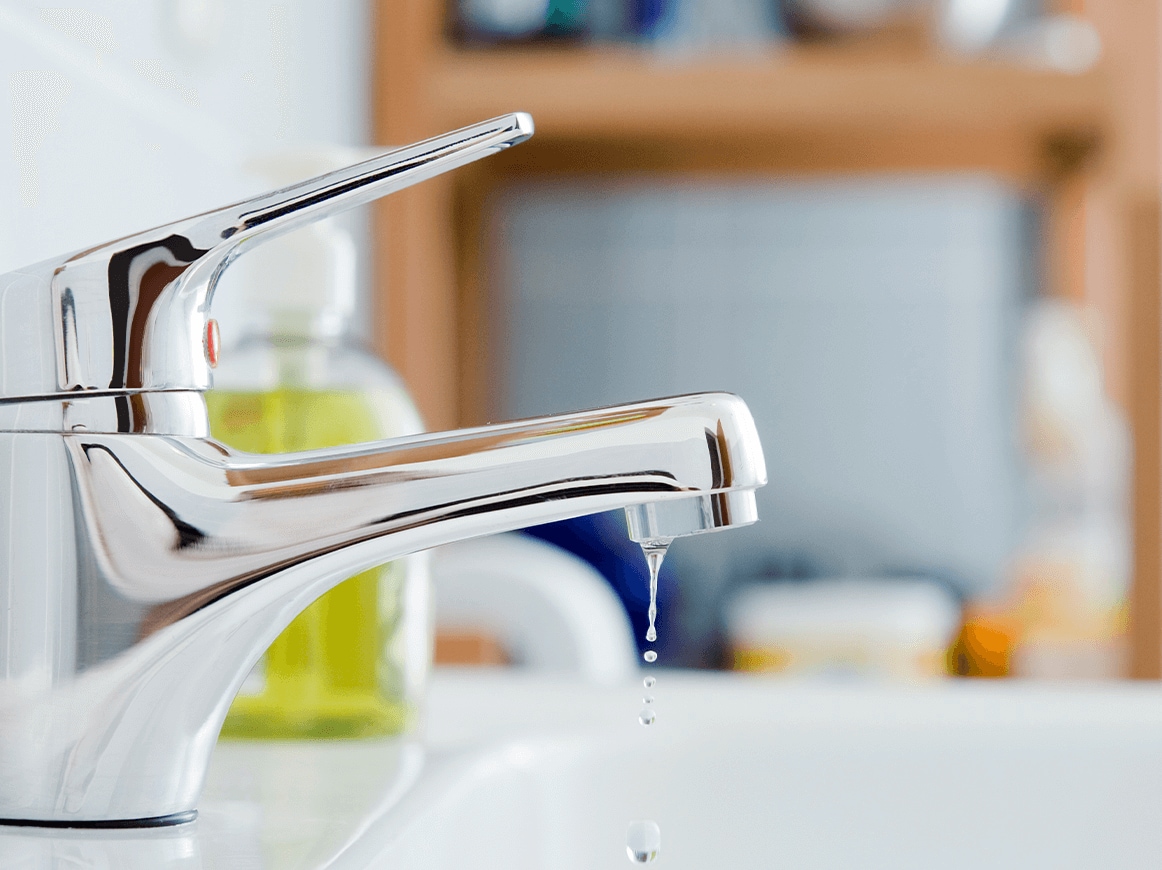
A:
[0, 113, 766, 828]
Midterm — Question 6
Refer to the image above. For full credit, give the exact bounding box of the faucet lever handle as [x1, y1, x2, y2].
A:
[208, 112, 532, 251]
[0, 113, 533, 404]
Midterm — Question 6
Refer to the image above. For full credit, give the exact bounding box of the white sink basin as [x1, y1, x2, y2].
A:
[7, 672, 1162, 868]
[333, 672, 1162, 869]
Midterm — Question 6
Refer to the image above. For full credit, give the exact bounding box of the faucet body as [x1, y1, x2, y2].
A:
[0, 115, 766, 826]
[0, 394, 762, 825]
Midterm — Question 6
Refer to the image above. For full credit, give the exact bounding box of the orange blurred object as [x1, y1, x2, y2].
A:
[948, 566, 1130, 679]
[434, 630, 510, 666]
[948, 610, 1017, 677]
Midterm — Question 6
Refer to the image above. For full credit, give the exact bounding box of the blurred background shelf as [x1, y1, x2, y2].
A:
[372, 0, 1162, 678]
[373, 9, 1117, 427]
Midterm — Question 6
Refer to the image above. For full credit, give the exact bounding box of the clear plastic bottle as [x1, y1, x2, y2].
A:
[209, 153, 429, 738]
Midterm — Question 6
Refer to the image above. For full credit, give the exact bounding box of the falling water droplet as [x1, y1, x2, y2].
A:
[638, 707, 656, 726]
[640, 539, 670, 645]
[643, 650, 657, 663]
[643, 675, 655, 689]
[643, 696, 654, 705]
[626, 820, 661, 863]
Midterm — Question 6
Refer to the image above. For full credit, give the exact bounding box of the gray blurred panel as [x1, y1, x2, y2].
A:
[495, 176, 1031, 598]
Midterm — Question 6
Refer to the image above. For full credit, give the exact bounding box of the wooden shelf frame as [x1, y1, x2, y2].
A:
[430, 45, 1106, 153]
[373, 9, 1110, 418]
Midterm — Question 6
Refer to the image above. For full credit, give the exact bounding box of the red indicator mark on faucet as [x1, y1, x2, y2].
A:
[205, 318, 221, 368]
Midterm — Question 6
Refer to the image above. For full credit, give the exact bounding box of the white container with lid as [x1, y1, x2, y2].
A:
[725, 578, 962, 680]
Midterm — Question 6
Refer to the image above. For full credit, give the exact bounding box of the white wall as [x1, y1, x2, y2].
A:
[0, 0, 371, 329]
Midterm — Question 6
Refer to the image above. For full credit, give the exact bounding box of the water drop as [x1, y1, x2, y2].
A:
[626, 820, 661, 863]
[643, 650, 657, 663]
[640, 539, 670, 645]
[643, 675, 655, 689]
[643, 696, 654, 705]
[638, 707, 655, 726]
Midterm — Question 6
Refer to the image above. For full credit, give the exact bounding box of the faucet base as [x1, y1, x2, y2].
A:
[0, 812, 197, 830]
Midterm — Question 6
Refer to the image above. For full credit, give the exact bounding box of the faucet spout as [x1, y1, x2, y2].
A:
[0, 392, 764, 826]
[0, 111, 767, 829]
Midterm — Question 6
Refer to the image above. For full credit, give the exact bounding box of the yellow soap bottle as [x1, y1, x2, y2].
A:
[209, 158, 429, 739]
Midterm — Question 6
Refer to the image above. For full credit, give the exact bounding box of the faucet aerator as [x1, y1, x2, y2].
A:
[625, 490, 759, 543]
